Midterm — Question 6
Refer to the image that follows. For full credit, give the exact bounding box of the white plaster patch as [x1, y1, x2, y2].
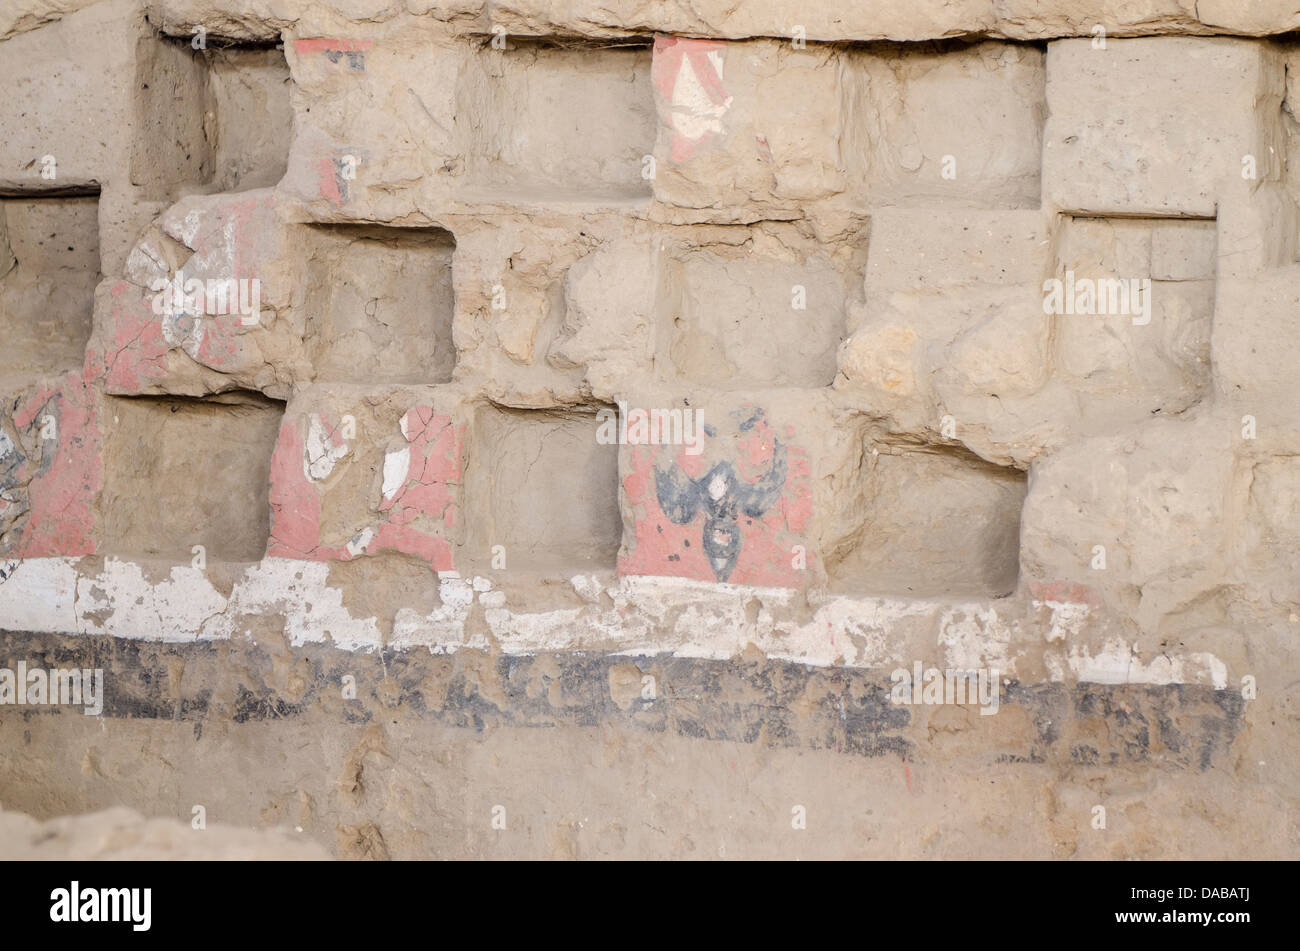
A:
[158, 284, 206, 359]
[124, 241, 169, 288]
[219, 558, 383, 651]
[462, 574, 934, 670]
[485, 603, 592, 651]
[1064, 637, 1228, 689]
[0, 557, 79, 632]
[177, 210, 203, 248]
[771, 593, 932, 669]
[389, 575, 481, 651]
[0, 559, 1229, 690]
[570, 573, 603, 603]
[74, 560, 227, 642]
[938, 605, 1018, 673]
[344, 528, 374, 558]
[381, 446, 411, 499]
[670, 49, 731, 144]
[1034, 599, 1092, 643]
[304, 413, 348, 481]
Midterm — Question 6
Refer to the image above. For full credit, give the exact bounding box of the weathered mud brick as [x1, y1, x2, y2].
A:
[1208, 167, 1300, 413]
[841, 42, 1045, 208]
[204, 44, 293, 192]
[537, 222, 852, 403]
[1213, 264, 1300, 411]
[268, 385, 464, 571]
[149, 0, 1300, 45]
[0, 3, 157, 281]
[861, 207, 1048, 308]
[0, 2, 139, 191]
[1242, 454, 1300, 604]
[303, 225, 456, 385]
[840, 208, 1053, 459]
[1019, 415, 1239, 631]
[450, 216, 661, 409]
[658, 226, 854, 389]
[284, 28, 654, 219]
[1043, 37, 1285, 216]
[132, 31, 290, 196]
[1050, 216, 1215, 426]
[282, 29, 450, 218]
[548, 237, 660, 402]
[87, 189, 307, 398]
[1215, 180, 1296, 282]
[455, 38, 655, 203]
[651, 37, 845, 217]
[845, 201, 1222, 463]
[2, 2, 292, 275]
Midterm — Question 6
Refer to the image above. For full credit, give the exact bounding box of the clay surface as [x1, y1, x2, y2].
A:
[0, 0, 1297, 861]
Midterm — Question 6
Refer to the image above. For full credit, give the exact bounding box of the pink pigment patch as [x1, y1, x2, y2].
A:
[268, 407, 462, 572]
[1028, 580, 1100, 606]
[7, 372, 103, 557]
[317, 157, 343, 205]
[86, 282, 168, 393]
[368, 523, 452, 570]
[267, 418, 324, 559]
[294, 37, 374, 54]
[194, 314, 243, 369]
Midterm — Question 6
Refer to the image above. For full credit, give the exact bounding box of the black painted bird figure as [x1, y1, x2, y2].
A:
[654, 442, 787, 583]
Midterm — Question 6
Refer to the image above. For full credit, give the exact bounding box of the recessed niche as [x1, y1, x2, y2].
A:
[131, 36, 292, 198]
[131, 36, 212, 198]
[663, 247, 847, 388]
[827, 448, 1027, 598]
[462, 405, 620, 573]
[304, 226, 457, 385]
[456, 39, 655, 201]
[101, 392, 284, 563]
[0, 194, 100, 380]
[207, 45, 293, 192]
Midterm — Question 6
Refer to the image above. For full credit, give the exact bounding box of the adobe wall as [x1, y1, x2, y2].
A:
[0, 0, 1296, 858]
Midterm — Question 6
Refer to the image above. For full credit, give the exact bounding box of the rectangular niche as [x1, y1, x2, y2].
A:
[207, 44, 293, 192]
[456, 39, 655, 201]
[827, 448, 1027, 598]
[663, 245, 847, 388]
[131, 36, 292, 199]
[304, 225, 456, 385]
[462, 405, 620, 573]
[0, 194, 100, 380]
[101, 392, 284, 563]
[131, 36, 213, 198]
